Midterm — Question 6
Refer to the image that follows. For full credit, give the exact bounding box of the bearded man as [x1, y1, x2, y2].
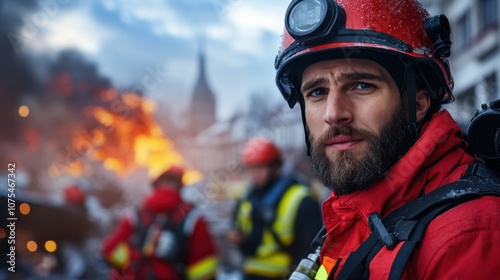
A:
[274, 0, 500, 279]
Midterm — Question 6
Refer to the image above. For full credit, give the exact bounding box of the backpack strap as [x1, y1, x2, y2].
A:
[133, 208, 156, 250]
[336, 163, 500, 280]
[133, 205, 193, 266]
[170, 205, 193, 276]
[388, 163, 500, 279]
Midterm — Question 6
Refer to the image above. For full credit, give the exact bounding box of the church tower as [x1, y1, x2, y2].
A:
[189, 48, 216, 136]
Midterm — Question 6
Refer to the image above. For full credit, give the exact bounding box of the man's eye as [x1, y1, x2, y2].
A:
[309, 88, 327, 97]
[355, 83, 373, 90]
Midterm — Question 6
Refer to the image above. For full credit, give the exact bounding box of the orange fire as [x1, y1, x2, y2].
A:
[51, 91, 201, 184]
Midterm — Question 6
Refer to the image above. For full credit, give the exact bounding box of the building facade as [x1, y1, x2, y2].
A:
[171, 48, 308, 187]
[189, 50, 217, 136]
[422, 0, 499, 128]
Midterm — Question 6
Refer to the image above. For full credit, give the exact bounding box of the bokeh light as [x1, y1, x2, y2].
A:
[18, 105, 30, 117]
[45, 240, 57, 253]
[27, 241, 38, 252]
[19, 203, 31, 215]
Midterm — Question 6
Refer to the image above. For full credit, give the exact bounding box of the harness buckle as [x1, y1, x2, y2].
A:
[368, 213, 396, 249]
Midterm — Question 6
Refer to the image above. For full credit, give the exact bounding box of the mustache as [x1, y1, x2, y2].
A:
[317, 125, 372, 145]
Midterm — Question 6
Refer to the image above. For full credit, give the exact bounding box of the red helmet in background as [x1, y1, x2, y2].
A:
[152, 165, 185, 188]
[275, 0, 454, 109]
[64, 184, 86, 206]
[241, 138, 282, 166]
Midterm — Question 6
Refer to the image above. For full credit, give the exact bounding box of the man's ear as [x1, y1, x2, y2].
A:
[415, 89, 431, 122]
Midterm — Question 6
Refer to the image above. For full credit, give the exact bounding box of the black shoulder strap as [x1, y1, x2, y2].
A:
[174, 205, 191, 261]
[336, 163, 500, 280]
[134, 208, 156, 249]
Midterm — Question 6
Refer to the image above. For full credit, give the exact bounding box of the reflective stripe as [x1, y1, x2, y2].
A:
[236, 184, 310, 276]
[315, 256, 337, 280]
[107, 242, 130, 269]
[236, 201, 253, 234]
[186, 256, 218, 280]
[256, 230, 279, 256]
[244, 252, 292, 278]
[315, 265, 329, 280]
[274, 185, 309, 245]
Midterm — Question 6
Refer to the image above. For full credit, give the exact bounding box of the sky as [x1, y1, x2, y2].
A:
[15, 0, 292, 121]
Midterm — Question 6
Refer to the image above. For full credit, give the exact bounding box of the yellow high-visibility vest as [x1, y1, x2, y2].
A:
[235, 184, 310, 278]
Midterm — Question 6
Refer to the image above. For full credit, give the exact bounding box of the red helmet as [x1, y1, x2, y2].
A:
[64, 184, 86, 205]
[241, 138, 282, 166]
[152, 165, 185, 188]
[275, 0, 454, 109]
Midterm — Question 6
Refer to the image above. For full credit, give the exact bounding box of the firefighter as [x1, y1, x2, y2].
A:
[102, 166, 218, 280]
[274, 0, 500, 279]
[227, 137, 323, 280]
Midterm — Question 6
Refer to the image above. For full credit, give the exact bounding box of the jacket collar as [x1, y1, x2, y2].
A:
[143, 186, 183, 213]
[322, 110, 474, 232]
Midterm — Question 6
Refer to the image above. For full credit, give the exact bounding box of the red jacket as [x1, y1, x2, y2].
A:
[320, 110, 500, 279]
[102, 186, 218, 280]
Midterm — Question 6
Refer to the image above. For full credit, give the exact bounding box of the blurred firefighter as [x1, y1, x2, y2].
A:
[63, 184, 87, 212]
[101, 166, 219, 280]
[226, 137, 323, 280]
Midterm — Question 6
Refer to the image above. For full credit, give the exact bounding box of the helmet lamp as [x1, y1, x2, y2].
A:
[285, 0, 344, 44]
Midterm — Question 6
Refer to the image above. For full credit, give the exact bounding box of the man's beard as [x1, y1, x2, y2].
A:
[309, 107, 408, 195]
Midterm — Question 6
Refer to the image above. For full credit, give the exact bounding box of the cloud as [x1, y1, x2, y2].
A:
[225, 0, 288, 35]
[27, 4, 113, 55]
[97, 0, 289, 55]
[100, 0, 216, 38]
[207, 0, 289, 56]
[20, 0, 292, 120]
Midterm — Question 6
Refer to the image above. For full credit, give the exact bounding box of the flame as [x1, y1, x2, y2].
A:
[183, 170, 203, 185]
[54, 91, 201, 182]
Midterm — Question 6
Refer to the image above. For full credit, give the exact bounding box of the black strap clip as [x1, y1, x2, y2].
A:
[368, 213, 396, 249]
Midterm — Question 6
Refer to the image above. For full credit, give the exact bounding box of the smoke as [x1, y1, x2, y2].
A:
[47, 50, 112, 107]
[0, 2, 188, 214]
[0, 1, 40, 144]
[0, 1, 117, 193]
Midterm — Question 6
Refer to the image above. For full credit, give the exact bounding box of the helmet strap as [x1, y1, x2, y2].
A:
[297, 94, 312, 156]
[401, 59, 419, 139]
[391, 59, 421, 163]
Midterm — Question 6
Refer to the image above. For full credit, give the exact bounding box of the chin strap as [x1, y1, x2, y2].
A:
[401, 59, 419, 139]
[297, 94, 312, 156]
[400, 58, 419, 142]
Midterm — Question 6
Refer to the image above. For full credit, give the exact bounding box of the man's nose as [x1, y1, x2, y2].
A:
[323, 89, 353, 126]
